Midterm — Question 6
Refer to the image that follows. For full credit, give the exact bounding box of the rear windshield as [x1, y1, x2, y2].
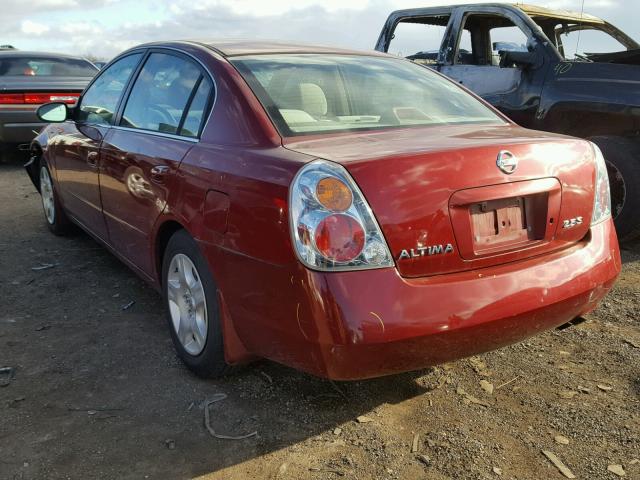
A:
[231, 54, 504, 136]
[0, 56, 98, 77]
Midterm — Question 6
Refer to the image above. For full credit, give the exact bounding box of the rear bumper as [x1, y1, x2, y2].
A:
[275, 219, 620, 380]
[0, 106, 45, 144]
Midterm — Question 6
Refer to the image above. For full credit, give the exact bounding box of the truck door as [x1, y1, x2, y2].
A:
[439, 7, 546, 128]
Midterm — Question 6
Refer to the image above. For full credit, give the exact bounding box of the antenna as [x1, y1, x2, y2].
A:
[575, 0, 586, 58]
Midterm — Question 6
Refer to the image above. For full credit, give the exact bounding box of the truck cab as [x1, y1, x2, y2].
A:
[376, 3, 640, 240]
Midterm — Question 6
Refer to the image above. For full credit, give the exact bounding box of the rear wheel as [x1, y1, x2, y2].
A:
[162, 229, 232, 378]
[590, 136, 640, 241]
[39, 162, 71, 235]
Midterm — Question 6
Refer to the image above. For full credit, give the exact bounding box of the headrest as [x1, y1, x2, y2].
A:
[299, 83, 327, 117]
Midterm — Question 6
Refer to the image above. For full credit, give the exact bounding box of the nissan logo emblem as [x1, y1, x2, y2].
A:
[496, 150, 518, 174]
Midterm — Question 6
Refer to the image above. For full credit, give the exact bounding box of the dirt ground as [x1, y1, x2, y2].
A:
[0, 157, 638, 480]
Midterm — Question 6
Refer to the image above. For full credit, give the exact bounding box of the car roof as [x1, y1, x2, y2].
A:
[389, 3, 604, 25]
[140, 40, 392, 58]
[0, 50, 92, 60]
[515, 3, 604, 24]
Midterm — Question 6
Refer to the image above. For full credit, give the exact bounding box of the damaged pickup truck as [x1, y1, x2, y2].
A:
[376, 3, 640, 240]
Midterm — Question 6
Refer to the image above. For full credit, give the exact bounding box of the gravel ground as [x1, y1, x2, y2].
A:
[0, 158, 638, 480]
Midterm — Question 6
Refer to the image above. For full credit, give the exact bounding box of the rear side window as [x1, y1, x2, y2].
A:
[77, 53, 142, 125]
[180, 77, 213, 137]
[554, 26, 627, 60]
[0, 56, 97, 77]
[120, 52, 208, 136]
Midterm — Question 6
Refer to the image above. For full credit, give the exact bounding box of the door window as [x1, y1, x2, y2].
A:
[388, 15, 450, 64]
[457, 14, 530, 67]
[457, 29, 474, 64]
[77, 53, 142, 125]
[489, 26, 529, 66]
[120, 52, 205, 136]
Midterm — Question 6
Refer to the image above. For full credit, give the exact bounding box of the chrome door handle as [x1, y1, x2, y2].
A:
[150, 165, 170, 183]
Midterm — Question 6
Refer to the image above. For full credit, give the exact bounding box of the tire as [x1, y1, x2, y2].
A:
[589, 136, 640, 241]
[39, 161, 72, 235]
[162, 229, 232, 378]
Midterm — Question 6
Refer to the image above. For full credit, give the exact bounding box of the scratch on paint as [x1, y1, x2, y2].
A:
[296, 303, 309, 341]
[290, 275, 294, 285]
[370, 311, 385, 333]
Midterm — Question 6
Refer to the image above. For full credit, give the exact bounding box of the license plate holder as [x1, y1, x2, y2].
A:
[449, 178, 561, 260]
[470, 196, 529, 251]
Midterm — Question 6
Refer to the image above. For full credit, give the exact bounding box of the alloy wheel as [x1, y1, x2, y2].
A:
[167, 253, 208, 355]
[40, 166, 55, 225]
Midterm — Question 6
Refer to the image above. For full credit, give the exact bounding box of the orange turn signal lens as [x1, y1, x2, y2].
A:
[316, 177, 352, 212]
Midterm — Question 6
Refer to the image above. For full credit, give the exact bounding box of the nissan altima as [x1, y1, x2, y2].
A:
[26, 40, 620, 379]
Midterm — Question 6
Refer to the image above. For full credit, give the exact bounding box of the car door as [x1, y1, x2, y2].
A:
[99, 50, 214, 277]
[54, 53, 143, 239]
[438, 7, 545, 127]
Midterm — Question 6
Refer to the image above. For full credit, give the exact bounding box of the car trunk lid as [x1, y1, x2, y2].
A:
[0, 76, 91, 106]
[284, 125, 595, 277]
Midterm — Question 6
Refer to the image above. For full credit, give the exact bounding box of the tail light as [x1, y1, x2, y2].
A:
[0, 93, 24, 104]
[290, 160, 393, 271]
[590, 142, 612, 226]
[0, 93, 79, 105]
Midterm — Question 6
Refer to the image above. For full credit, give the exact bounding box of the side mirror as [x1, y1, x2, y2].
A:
[77, 124, 103, 142]
[499, 50, 538, 69]
[37, 102, 68, 123]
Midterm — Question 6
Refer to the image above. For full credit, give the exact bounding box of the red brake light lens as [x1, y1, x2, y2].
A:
[0, 93, 24, 104]
[0, 93, 79, 105]
[25, 93, 79, 105]
[314, 214, 365, 263]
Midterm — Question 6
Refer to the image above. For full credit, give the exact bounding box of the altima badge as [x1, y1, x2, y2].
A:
[398, 243, 454, 260]
[496, 150, 518, 174]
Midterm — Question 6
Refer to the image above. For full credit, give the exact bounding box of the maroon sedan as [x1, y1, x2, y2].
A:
[27, 41, 620, 380]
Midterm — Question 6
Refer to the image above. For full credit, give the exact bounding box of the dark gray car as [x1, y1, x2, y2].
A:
[0, 51, 97, 155]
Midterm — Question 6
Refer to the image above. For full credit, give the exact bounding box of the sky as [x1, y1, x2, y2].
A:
[3, 0, 637, 60]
